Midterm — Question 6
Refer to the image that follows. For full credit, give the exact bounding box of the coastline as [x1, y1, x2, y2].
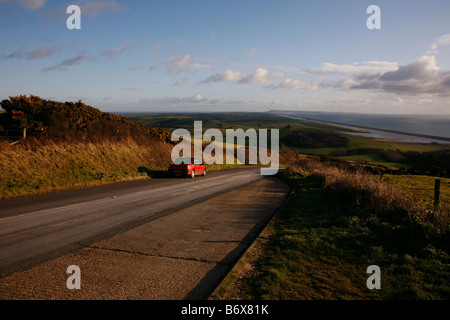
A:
[277, 113, 450, 145]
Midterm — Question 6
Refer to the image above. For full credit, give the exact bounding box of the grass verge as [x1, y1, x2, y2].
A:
[0, 138, 173, 199]
[213, 162, 449, 300]
[0, 139, 297, 199]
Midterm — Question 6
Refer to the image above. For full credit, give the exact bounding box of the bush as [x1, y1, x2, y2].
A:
[0, 95, 172, 145]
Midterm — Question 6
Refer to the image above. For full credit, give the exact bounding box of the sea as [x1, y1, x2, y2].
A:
[275, 111, 450, 144]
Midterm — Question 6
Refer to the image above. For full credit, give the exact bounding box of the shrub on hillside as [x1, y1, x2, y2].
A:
[0, 95, 172, 145]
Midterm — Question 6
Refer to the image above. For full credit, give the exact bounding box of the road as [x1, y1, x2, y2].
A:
[0, 167, 266, 276]
[0, 167, 289, 299]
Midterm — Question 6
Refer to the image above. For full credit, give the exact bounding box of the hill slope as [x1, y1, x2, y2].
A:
[0, 96, 173, 198]
[0, 95, 171, 143]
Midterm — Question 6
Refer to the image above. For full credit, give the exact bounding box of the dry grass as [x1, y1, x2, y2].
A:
[0, 137, 296, 199]
[287, 157, 449, 242]
[220, 172, 450, 300]
[217, 159, 450, 300]
[0, 138, 173, 199]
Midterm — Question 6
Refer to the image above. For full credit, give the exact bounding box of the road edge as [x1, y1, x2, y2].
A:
[207, 177, 294, 300]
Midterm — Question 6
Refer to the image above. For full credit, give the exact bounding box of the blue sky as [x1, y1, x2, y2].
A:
[1, 0, 450, 114]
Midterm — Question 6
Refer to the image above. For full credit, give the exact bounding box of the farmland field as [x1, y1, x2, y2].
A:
[125, 112, 450, 170]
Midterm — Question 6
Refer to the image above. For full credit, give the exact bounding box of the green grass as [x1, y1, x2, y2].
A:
[385, 175, 450, 213]
[125, 112, 297, 132]
[292, 134, 448, 155]
[344, 134, 448, 152]
[128, 112, 450, 171]
[339, 154, 385, 162]
[336, 154, 409, 169]
[215, 174, 450, 300]
[127, 112, 359, 132]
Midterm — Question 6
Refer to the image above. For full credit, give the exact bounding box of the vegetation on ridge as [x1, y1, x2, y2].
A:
[0, 95, 172, 144]
[0, 96, 174, 198]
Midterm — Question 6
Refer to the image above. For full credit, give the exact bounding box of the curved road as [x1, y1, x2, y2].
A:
[0, 167, 267, 277]
[0, 167, 290, 300]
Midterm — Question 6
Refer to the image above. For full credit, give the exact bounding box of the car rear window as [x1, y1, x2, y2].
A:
[174, 158, 202, 165]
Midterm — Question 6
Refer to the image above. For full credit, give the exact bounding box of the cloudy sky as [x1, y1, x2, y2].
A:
[1, 0, 450, 114]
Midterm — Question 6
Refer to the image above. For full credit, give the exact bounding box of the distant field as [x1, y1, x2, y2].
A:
[292, 132, 448, 154]
[123, 112, 297, 132]
[125, 112, 450, 170]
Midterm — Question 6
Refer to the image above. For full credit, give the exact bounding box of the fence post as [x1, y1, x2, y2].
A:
[434, 179, 440, 213]
[22, 127, 26, 140]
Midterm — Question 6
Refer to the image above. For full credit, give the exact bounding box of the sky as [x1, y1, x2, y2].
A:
[0, 0, 450, 114]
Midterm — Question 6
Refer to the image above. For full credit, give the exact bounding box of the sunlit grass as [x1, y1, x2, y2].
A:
[0, 138, 173, 199]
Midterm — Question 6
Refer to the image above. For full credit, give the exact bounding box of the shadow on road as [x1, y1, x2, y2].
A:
[138, 166, 172, 178]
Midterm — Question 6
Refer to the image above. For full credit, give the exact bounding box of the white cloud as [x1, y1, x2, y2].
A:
[200, 70, 242, 84]
[185, 94, 205, 102]
[239, 67, 284, 85]
[380, 56, 440, 82]
[165, 54, 192, 74]
[80, 0, 127, 19]
[427, 33, 450, 54]
[337, 56, 450, 97]
[2, 46, 26, 59]
[102, 41, 133, 57]
[17, 0, 45, 9]
[246, 48, 263, 56]
[164, 54, 211, 74]
[174, 78, 188, 86]
[120, 88, 144, 91]
[42, 0, 127, 20]
[138, 94, 207, 107]
[1, 0, 47, 10]
[194, 42, 208, 52]
[27, 46, 56, 59]
[273, 78, 325, 92]
[2, 45, 57, 60]
[42, 53, 89, 72]
[309, 60, 398, 75]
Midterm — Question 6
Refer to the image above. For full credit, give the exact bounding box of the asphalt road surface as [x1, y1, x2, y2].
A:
[0, 167, 289, 299]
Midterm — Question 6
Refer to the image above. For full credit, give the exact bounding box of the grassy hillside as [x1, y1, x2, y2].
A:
[0, 96, 174, 199]
[124, 112, 296, 132]
[213, 157, 449, 300]
[0, 139, 172, 199]
[2, 105, 448, 198]
[0, 99, 299, 198]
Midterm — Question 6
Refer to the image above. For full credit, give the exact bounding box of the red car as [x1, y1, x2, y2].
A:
[168, 157, 206, 178]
